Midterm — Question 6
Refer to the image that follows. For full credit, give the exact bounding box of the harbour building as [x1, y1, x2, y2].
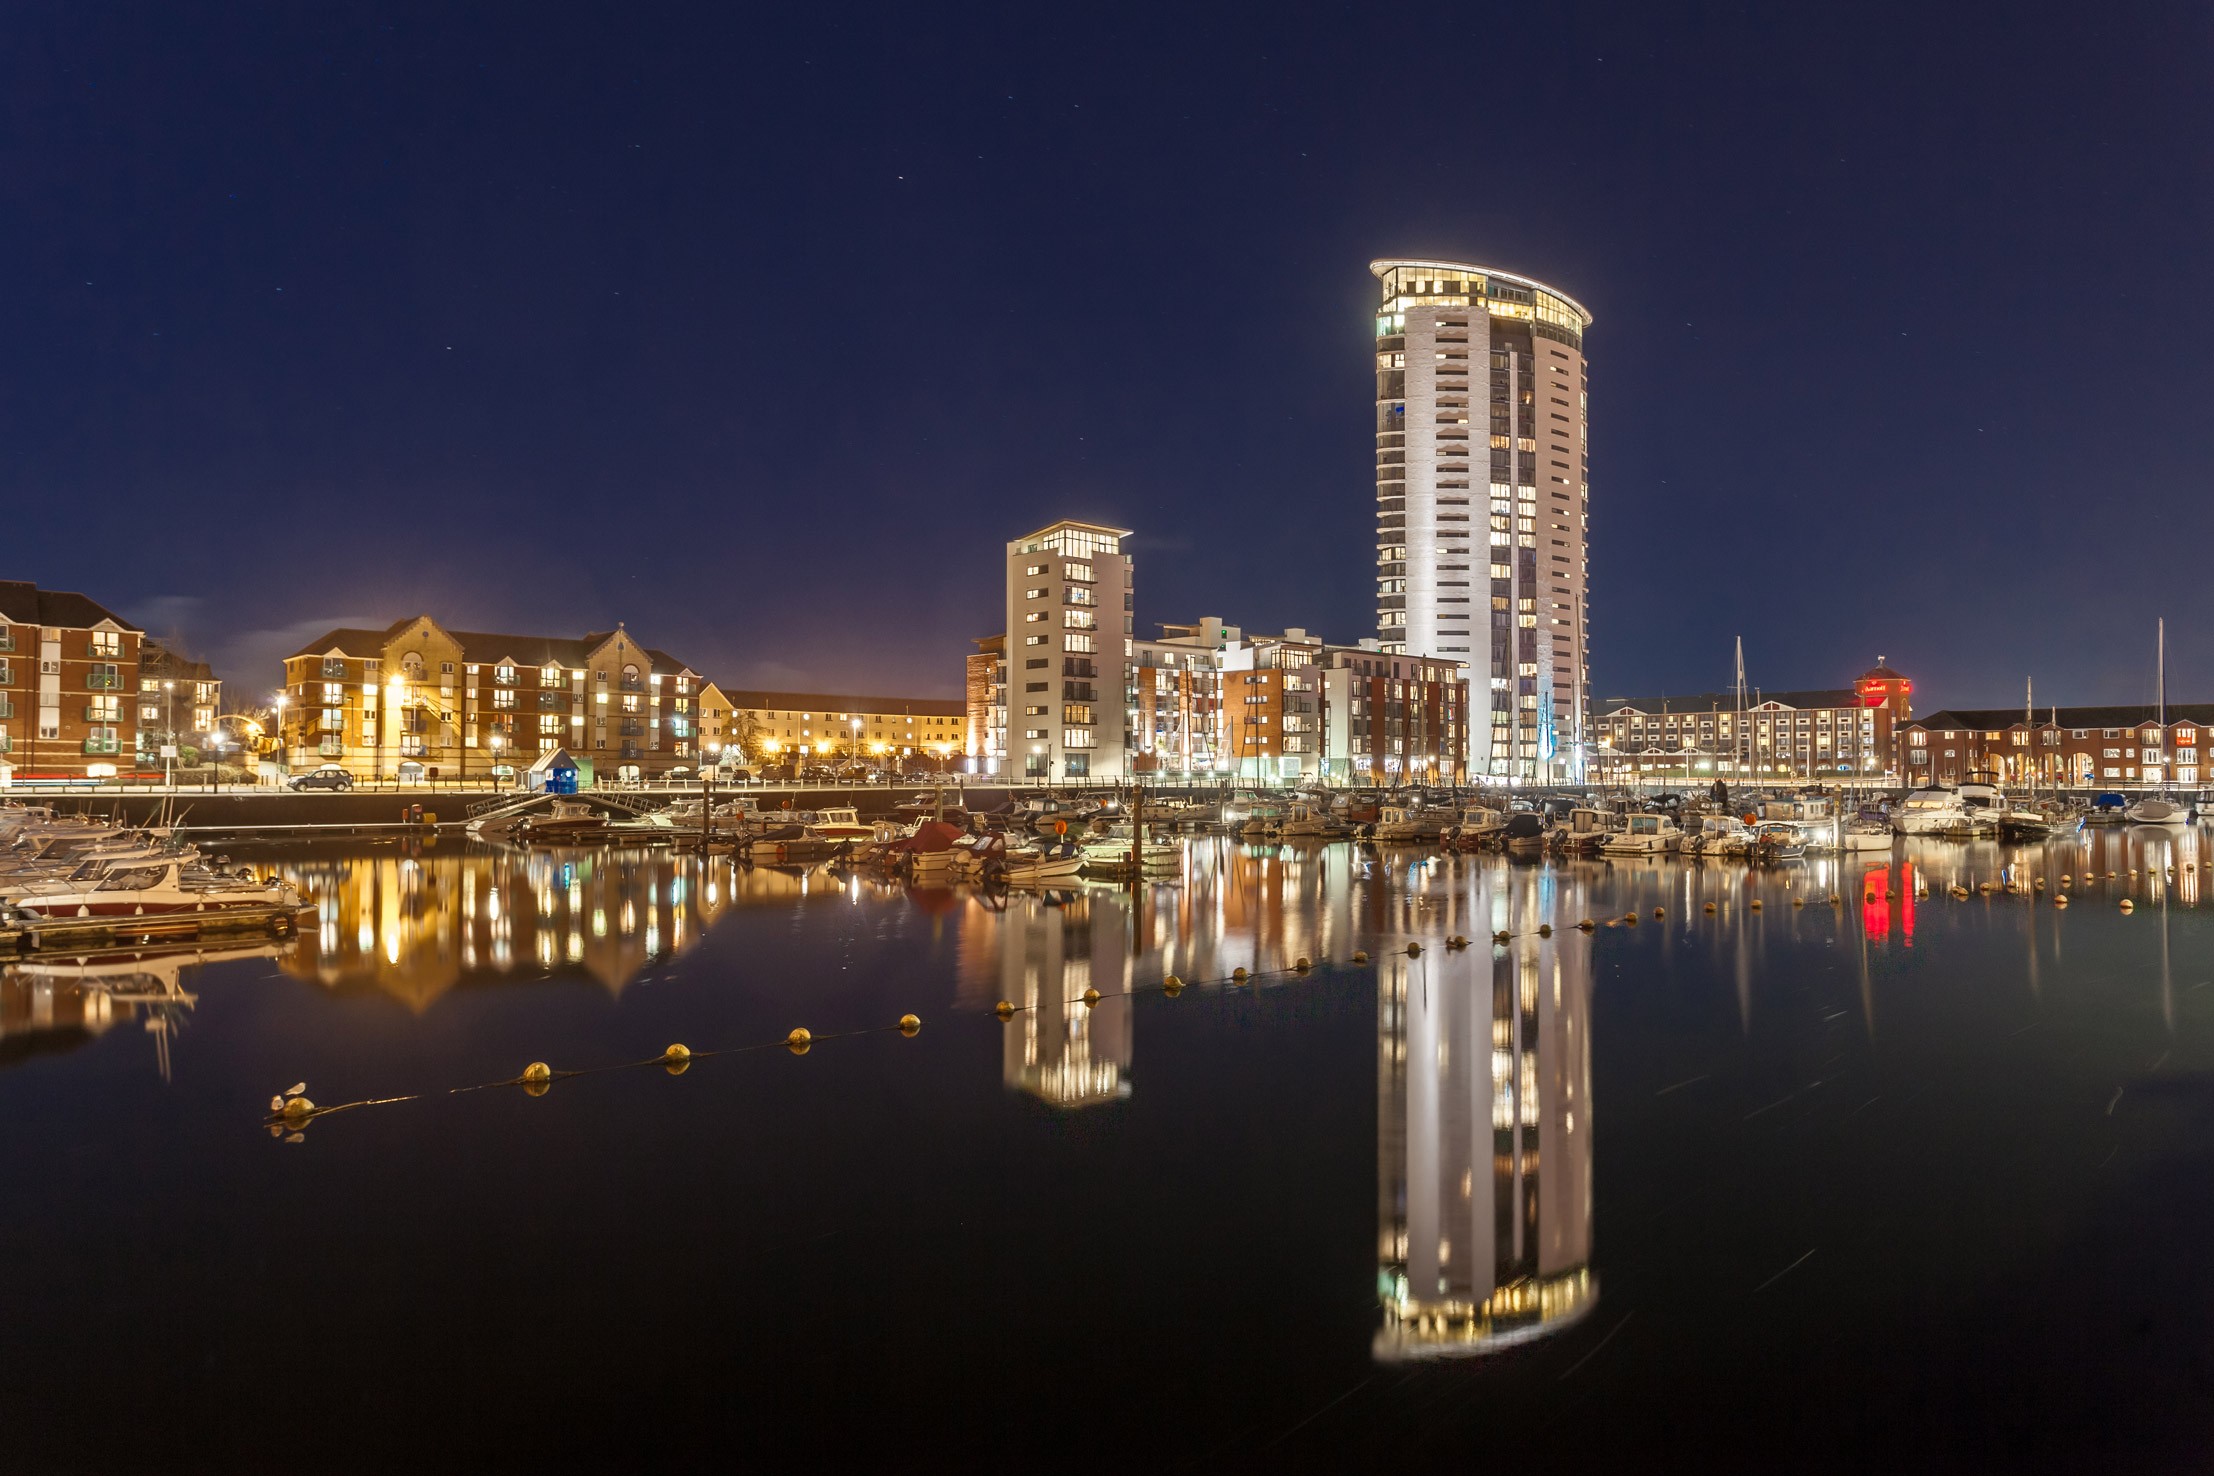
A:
[0, 580, 145, 781]
[279, 616, 702, 785]
[1371, 259, 1591, 783]
[1003, 520, 1134, 781]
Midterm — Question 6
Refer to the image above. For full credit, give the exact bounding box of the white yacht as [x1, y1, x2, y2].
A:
[1892, 787, 1969, 836]
[1600, 813, 1682, 855]
[2125, 795, 2192, 826]
[1373, 804, 1451, 842]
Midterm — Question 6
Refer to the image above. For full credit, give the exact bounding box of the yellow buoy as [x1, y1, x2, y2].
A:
[1653, 907, 1665, 919]
[1537, 923, 1553, 938]
[1750, 899, 1763, 911]
[1828, 895, 1841, 906]
[1352, 950, 1370, 965]
[1493, 930, 1512, 945]
[1164, 974, 1184, 994]
[994, 999, 1015, 1020]
[2120, 898, 2135, 913]
[663, 1044, 691, 1075]
[281, 1095, 315, 1118]
[1705, 901, 1718, 913]
[1294, 956, 1312, 972]
[1082, 987, 1102, 1006]
[2053, 894, 2069, 908]
[1624, 912, 1639, 926]
[1407, 942, 1423, 957]
[522, 1061, 552, 1084]
[2060, 874, 2072, 885]
[786, 1028, 813, 1055]
[1792, 897, 1805, 908]
[1230, 968, 1248, 985]
[899, 1013, 922, 1036]
[1577, 919, 1596, 932]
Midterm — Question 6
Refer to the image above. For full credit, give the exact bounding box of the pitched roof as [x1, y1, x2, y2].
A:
[1908, 705, 2214, 730]
[285, 617, 691, 672]
[139, 639, 217, 683]
[724, 690, 966, 716]
[0, 580, 140, 632]
[1597, 688, 1861, 715]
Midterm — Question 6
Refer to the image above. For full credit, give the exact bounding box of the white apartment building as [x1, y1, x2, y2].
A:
[1004, 520, 1133, 781]
[1371, 258, 1591, 782]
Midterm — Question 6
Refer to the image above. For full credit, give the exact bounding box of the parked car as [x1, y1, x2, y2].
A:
[288, 766, 354, 792]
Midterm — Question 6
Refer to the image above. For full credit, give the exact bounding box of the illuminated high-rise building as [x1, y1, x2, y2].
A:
[1004, 520, 1133, 780]
[1370, 260, 1591, 781]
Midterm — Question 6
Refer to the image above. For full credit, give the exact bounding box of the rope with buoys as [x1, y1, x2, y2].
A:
[260, 923, 1616, 1139]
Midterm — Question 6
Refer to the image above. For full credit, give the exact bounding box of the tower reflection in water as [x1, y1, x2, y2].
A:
[1374, 865, 1596, 1360]
[997, 890, 1134, 1107]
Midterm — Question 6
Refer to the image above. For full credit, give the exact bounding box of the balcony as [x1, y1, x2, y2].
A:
[0, 699, 11, 720]
[83, 737, 121, 755]
[82, 704, 121, 723]
[86, 672, 122, 690]
[536, 693, 569, 711]
[320, 660, 348, 680]
[620, 676, 644, 692]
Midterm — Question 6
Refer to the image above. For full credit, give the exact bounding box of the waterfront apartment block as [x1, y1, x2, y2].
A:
[1904, 706, 2214, 787]
[1131, 617, 1468, 784]
[136, 639, 221, 768]
[279, 616, 702, 783]
[1371, 259, 1591, 782]
[1004, 520, 1134, 781]
[0, 581, 145, 779]
[717, 690, 966, 768]
[1318, 645, 1469, 787]
[1593, 662, 1913, 783]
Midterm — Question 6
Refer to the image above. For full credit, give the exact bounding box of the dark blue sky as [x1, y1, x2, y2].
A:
[6, 3, 2209, 707]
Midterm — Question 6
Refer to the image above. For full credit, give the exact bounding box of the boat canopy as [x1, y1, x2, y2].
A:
[2093, 792, 2128, 809]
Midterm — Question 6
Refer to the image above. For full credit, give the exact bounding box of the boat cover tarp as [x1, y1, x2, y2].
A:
[2093, 792, 2128, 808]
[890, 821, 967, 854]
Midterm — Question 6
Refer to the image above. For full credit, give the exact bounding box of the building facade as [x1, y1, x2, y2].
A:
[137, 640, 222, 769]
[1903, 706, 2214, 788]
[0, 581, 145, 779]
[1004, 520, 1133, 781]
[718, 690, 966, 769]
[965, 635, 1007, 776]
[278, 617, 702, 783]
[1371, 260, 1591, 783]
[1319, 644, 1469, 787]
[1592, 663, 1912, 783]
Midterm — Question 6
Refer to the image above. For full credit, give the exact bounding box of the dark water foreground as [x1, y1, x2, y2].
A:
[3, 829, 2211, 1473]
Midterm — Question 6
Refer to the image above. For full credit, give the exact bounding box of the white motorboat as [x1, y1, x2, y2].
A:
[1001, 839, 1087, 884]
[1373, 805, 1452, 842]
[1837, 818, 1895, 852]
[2125, 795, 2192, 826]
[7, 856, 301, 921]
[1600, 813, 1681, 855]
[1892, 787, 1969, 836]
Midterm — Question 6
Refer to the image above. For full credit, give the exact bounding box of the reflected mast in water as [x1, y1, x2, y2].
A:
[1375, 867, 1596, 1359]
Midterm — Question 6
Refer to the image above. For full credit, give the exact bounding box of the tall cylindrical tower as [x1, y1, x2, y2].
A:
[1371, 260, 1591, 782]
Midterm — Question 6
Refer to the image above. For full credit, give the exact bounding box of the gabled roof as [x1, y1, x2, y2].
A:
[0, 581, 141, 632]
[286, 616, 692, 673]
[1908, 705, 2214, 731]
[725, 690, 966, 716]
[1597, 688, 1861, 715]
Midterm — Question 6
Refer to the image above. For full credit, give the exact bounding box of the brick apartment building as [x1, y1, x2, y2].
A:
[1593, 662, 1913, 783]
[279, 616, 702, 784]
[1903, 706, 2214, 788]
[137, 639, 223, 768]
[717, 690, 967, 769]
[0, 581, 146, 779]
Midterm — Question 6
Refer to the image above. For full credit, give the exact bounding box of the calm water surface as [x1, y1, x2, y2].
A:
[5, 829, 2213, 1472]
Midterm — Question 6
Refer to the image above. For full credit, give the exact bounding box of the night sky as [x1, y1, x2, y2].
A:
[7, 3, 2209, 709]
